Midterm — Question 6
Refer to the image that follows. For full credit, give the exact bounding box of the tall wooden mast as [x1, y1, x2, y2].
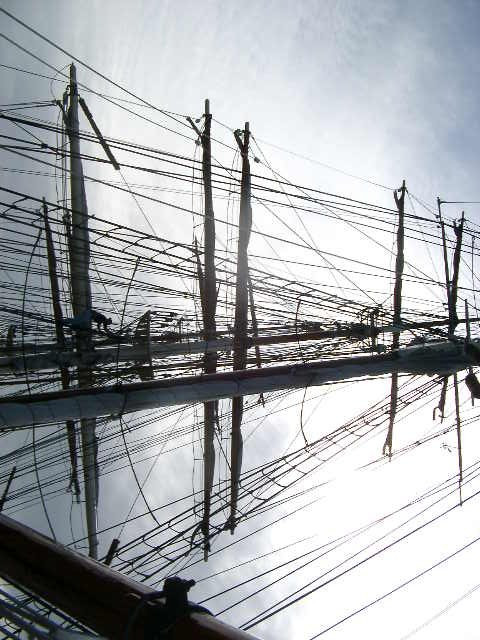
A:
[230, 122, 252, 533]
[437, 200, 466, 500]
[188, 100, 218, 558]
[67, 63, 98, 558]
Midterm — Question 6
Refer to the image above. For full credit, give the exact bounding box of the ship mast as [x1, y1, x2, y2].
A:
[438, 200, 466, 501]
[230, 122, 252, 534]
[188, 100, 218, 559]
[66, 63, 98, 558]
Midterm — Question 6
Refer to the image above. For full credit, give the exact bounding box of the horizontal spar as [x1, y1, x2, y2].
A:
[0, 341, 475, 429]
[0, 318, 472, 374]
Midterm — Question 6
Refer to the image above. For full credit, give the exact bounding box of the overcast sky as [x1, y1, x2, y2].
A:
[1, 2, 480, 640]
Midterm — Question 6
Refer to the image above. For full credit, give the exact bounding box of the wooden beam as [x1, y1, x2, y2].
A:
[78, 96, 120, 170]
[0, 514, 261, 640]
[190, 101, 218, 558]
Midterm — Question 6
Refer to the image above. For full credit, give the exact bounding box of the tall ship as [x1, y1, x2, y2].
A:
[1, 9, 480, 640]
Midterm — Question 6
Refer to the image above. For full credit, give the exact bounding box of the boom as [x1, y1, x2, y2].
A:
[0, 341, 476, 429]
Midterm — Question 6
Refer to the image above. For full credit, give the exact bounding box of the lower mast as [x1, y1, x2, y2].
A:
[67, 62, 98, 558]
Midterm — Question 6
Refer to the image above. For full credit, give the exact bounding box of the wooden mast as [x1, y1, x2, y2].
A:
[435, 198, 452, 421]
[230, 122, 252, 533]
[201, 99, 218, 558]
[450, 211, 465, 502]
[438, 201, 465, 501]
[188, 100, 218, 558]
[67, 63, 98, 558]
[383, 180, 406, 457]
